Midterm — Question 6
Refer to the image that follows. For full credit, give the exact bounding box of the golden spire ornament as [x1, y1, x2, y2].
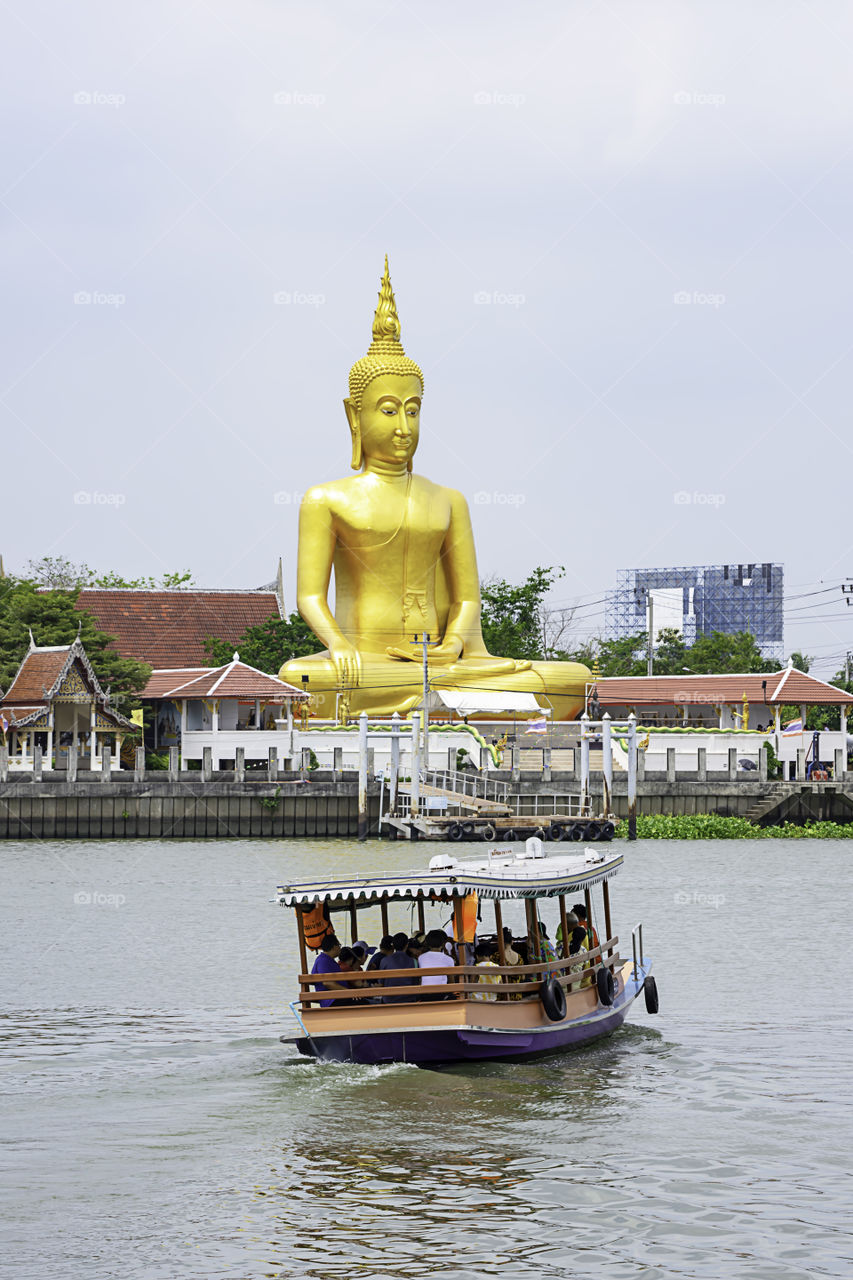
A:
[347, 255, 424, 408]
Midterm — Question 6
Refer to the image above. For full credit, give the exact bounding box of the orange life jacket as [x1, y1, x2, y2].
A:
[302, 903, 333, 950]
[460, 892, 478, 944]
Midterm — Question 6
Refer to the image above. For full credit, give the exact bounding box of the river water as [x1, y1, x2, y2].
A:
[1, 836, 851, 1280]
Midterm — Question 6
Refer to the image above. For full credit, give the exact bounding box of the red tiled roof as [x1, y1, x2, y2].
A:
[0, 704, 45, 727]
[142, 659, 306, 701]
[596, 670, 853, 706]
[74, 590, 283, 668]
[4, 648, 71, 702]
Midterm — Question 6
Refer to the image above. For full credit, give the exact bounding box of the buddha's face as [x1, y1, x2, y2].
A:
[355, 373, 422, 468]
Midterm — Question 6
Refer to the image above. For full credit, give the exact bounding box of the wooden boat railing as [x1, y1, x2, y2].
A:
[297, 938, 620, 1007]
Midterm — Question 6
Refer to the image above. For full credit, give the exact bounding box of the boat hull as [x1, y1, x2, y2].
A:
[292, 966, 649, 1066]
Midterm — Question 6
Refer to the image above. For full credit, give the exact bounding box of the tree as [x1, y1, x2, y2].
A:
[789, 650, 812, 673]
[564, 628, 776, 677]
[479, 566, 565, 662]
[0, 577, 150, 710]
[22, 558, 195, 591]
[204, 612, 318, 673]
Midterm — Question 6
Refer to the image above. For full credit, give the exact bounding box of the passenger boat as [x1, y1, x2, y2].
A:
[276, 840, 658, 1066]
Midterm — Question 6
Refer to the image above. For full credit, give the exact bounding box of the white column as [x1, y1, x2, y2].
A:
[390, 711, 400, 817]
[411, 712, 421, 819]
[90, 704, 97, 769]
[602, 713, 612, 814]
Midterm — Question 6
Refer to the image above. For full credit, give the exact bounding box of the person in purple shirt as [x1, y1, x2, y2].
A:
[310, 934, 343, 1007]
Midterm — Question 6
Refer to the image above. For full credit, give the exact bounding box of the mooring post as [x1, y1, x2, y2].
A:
[202, 747, 212, 782]
[697, 746, 707, 782]
[602, 713, 612, 814]
[333, 746, 343, 779]
[580, 712, 590, 815]
[0, 743, 8, 783]
[235, 747, 245, 783]
[168, 746, 179, 779]
[100, 744, 110, 783]
[389, 712, 400, 817]
[301, 747, 311, 781]
[411, 712, 421, 820]
[627, 713, 637, 840]
[268, 746, 278, 783]
[666, 747, 676, 783]
[357, 711, 369, 841]
[33, 746, 43, 782]
[134, 745, 145, 782]
[728, 747, 738, 781]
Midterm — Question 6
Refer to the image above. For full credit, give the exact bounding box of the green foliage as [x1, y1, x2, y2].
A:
[614, 813, 853, 839]
[764, 738, 782, 779]
[258, 785, 282, 811]
[0, 577, 150, 711]
[788, 650, 812, 673]
[23, 557, 194, 591]
[204, 612, 318, 673]
[568, 627, 777, 678]
[145, 751, 170, 770]
[480, 566, 564, 661]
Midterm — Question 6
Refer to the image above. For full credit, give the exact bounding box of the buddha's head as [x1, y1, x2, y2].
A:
[345, 257, 424, 471]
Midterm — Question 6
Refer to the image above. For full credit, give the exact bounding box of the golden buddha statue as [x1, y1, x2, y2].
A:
[279, 258, 589, 720]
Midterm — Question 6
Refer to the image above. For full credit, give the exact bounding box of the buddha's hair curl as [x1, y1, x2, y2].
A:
[347, 256, 424, 408]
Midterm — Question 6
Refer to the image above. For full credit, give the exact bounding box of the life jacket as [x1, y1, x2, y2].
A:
[460, 892, 478, 944]
[584, 923, 600, 951]
[302, 903, 333, 950]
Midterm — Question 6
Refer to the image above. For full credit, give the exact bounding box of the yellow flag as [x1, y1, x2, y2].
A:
[130, 709, 144, 728]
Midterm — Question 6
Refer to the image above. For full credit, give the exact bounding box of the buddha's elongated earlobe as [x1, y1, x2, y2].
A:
[344, 397, 362, 470]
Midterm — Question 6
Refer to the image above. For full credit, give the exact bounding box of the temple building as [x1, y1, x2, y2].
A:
[141, 654, 308, 769]
[0, 637, 135, 771]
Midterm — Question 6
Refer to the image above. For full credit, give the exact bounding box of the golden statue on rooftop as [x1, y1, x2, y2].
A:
[279, 258, 589, 719]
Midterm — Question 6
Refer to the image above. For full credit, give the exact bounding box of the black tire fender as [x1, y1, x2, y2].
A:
[596, 966, 615, 1006]
[461, 821, 475, 837]
[568, 824, 584, 841]
[481, 823, 497, 841]
[448, 822, 463, 841]
[643, 975, 659, 1014]
[540, 976, 567, 1022]
[586, 823, 602, 842]
[599, 821, 615, 841]
[548, 823, 564, 841]
[501, 829, 517, 842]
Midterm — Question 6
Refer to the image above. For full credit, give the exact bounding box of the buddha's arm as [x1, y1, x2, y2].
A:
[436, 489, 490, 659]
[296, 490, 362, 685]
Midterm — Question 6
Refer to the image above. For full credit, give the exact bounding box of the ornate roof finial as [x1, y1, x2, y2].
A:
[28, 628, 35, 650]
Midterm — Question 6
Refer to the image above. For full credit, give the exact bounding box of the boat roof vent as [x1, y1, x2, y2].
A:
[429, 853, 458, 871]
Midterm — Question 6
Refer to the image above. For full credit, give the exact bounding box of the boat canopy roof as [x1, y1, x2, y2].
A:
[276, 846, 622, 907]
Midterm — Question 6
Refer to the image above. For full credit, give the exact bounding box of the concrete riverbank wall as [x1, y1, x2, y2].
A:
[1, 771, 851, 839]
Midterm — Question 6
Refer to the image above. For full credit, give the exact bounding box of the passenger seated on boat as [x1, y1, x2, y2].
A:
[336, 947, 366, 1006]
[366, 936, 394, 973]
[556, 912, 590, 955]
[502, 928, 522, 967]
[418, 930, 451, 992]
[379, 932, 420, 1003]
[538, 923, 558, 964]
[351, 940, 373, 966]
[310, 934, 344, 1007]
[471, 942, 502, 1002]
[571, 903, 600, 951]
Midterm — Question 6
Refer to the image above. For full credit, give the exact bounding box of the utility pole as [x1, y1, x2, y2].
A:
[647, 593, 654, 677]
[411, 633, 434, 766]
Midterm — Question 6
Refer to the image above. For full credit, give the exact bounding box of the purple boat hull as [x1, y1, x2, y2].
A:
[294, 966, 650, 1066]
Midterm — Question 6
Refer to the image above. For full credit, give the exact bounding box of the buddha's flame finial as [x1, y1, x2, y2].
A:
[371, 254, 401, 346]
[347, 255, 424, 409]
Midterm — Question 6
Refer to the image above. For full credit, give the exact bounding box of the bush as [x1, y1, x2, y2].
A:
[614, 813, 853, 839]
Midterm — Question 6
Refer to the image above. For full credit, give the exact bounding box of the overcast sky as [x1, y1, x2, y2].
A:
[3, 1, 852, 674]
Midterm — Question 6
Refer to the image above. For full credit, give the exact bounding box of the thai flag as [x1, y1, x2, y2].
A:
[782, 718, 803, 735]
[525, 715, 548, 735]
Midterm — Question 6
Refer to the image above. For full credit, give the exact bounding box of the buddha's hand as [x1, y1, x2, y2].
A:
[329, 640, 361, 687]
[449, 656, 533, 676]
[386, 637, 464, 664]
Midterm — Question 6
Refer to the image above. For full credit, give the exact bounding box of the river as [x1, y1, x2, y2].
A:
[1, 836, 850, 1279]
